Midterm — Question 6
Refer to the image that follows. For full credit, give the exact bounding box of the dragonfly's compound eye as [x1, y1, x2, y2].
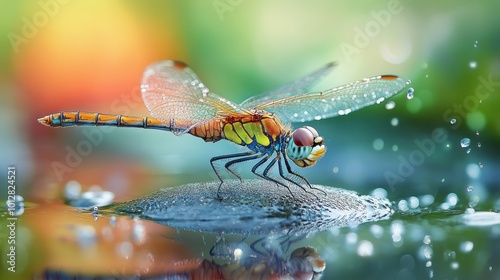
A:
[286, 126, 327, 168]
[292, 127, 315, 146]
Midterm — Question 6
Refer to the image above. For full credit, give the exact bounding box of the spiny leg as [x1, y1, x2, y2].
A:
[282, 155, 327, 196]
[210, 151, 256, 199]
[252, 154, 296, 199]
[224, 153, 264, 181]
[275, 153, 308, 194]
[278, 157, 320, 200]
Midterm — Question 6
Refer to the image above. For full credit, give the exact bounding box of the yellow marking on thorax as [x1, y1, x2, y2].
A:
[244, 121, 271, 146]
[232, 122, 253, 144]
[223, 123, 243, 145]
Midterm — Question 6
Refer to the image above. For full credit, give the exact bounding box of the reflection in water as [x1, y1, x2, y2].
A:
[43, 233, 326, 279]
[209, 236, 325, 279]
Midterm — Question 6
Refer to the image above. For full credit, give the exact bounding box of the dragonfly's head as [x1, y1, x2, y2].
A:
[286, 126, 326, 168]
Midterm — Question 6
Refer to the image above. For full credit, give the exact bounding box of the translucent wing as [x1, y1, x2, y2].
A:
[253, 75, 410, 123]
[141, 60, 246, 134]
[240, 62, 337, 108]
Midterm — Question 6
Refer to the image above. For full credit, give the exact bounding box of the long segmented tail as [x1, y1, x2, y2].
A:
[38, 111, 174, 132]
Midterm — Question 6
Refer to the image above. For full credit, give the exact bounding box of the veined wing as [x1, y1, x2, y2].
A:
[141, 60, 247, 134]
[240, 62, 336, 109]
[254, 75, 410, 123]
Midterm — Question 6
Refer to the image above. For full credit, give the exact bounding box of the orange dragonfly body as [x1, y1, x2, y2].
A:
[39, 60, 410, 198]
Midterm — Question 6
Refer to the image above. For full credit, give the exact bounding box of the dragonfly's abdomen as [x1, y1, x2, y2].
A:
[190, 113, 286, 148]
[38, 112, 171, 130]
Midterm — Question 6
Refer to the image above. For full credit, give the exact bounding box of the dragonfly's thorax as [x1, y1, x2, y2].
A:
[285, 126, 326, 168]
[195, 110, 288, 150]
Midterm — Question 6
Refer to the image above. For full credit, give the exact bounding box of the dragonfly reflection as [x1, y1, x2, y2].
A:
[38, 60, 410, 198]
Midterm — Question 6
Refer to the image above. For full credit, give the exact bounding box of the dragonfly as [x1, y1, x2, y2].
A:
[38, 60, 410, 198]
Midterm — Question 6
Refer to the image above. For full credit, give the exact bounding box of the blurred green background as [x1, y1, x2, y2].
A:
[1, 0, 500, 278]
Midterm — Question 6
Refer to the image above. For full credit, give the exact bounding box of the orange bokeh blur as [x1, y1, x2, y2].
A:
[14, 1, 184, 116]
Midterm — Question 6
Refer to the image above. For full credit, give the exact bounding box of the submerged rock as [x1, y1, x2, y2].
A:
[109, 179, 393, 235]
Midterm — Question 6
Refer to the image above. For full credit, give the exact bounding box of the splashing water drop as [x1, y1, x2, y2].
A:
[460, 138, 471, 148]
[391, 117, 399, 126]
[406, 88, 414, 99]
[385, 101, 396, 110]
[450, 118, 457, 124]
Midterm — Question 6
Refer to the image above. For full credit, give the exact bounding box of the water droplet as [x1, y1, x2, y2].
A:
[423, 235, 432, 245]
[450, 118, 457, 124]
[466, 163, 480, 179]
[477, 142, 482, 148]
[370, 224, 384, 238]
[479, 162, 483, 168]
[398, 200, 409, 212]
[373, 138, 384, 151]
[441, 178, 445, 183]
[451, 261, 459, 270]
[385, 101, 396, 110]
[371, 188, 388, 199]
[392, 145, 398, 151]
[465, 207, 475, 214]
[475, 131, 480, 136]
[391, 117, 399, 126]
[346, 232, 358, 244]
[467, 186, 474, 192]
[357, 240, 374, 257]
[406, 88, 414, 99]
[467, 148, 471, 154]
[447, 193, 458, 206]
[420, 195, 435, 207]
[460, 138, 471, 148]
[332, 166, 339, 173]
[474, 40, 478, 47]
[469, 61, 477, 69]
[409, 196, 420, 209]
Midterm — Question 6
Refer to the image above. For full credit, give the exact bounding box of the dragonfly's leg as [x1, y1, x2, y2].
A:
[210, 151, 256, 199]
[249, 236, 269, 257]
[277, 156, 320, 200]
[282, 155, 327, 196]
[261, 155, 295, 198]
[224, 152, 263, 182]
[276, 153, 308, 194]
[250, 154, 295, 198]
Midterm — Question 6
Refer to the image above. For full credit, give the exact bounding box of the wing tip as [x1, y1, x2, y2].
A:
[380, 74, 399, 80]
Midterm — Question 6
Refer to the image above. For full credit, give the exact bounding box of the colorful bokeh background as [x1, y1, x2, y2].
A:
[0, 0, 499, 278]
